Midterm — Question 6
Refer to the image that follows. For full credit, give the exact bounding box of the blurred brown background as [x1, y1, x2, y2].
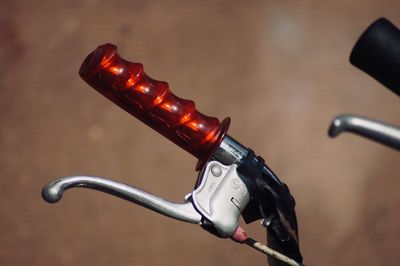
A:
[1, 0, 399, 265]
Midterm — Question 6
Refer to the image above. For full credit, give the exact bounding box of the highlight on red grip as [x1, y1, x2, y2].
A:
[79, 43, 230, 168]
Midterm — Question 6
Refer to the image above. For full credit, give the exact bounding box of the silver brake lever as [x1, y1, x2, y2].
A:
[42, 164, 305, 266]
[328, 114, 400, 150]
[42, 176, 202, 224]
[42, 161, 249, 237]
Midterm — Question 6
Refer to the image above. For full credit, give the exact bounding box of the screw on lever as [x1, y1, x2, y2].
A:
[79, 44, 230, 169]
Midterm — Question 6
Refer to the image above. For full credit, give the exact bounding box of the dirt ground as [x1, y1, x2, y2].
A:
[1, 1, 399, 265]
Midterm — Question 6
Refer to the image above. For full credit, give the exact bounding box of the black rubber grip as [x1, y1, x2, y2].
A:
[350, 17, 400, 97]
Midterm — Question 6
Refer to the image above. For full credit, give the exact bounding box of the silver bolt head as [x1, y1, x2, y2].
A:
[211, 165, 222, 177]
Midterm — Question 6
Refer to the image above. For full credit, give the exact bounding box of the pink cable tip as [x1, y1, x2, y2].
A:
[231, 226, 248, 243]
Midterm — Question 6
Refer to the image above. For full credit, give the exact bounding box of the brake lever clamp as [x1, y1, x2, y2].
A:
[191, 161, 250, 237]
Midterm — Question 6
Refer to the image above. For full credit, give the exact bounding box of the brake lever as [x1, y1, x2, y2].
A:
[42, 175, 202, 224]
[42, 161, 304, 266]
[42, 161, 249, 238]
[329, 114, 400, 150]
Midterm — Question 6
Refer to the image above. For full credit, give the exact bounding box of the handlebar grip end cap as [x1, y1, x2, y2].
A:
[350, 17, 400, 97]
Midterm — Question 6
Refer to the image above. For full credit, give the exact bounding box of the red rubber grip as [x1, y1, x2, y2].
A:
[79, 43, 230, 167]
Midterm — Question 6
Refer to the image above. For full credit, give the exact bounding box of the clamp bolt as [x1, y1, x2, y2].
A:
[211, 165, 222, 177]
